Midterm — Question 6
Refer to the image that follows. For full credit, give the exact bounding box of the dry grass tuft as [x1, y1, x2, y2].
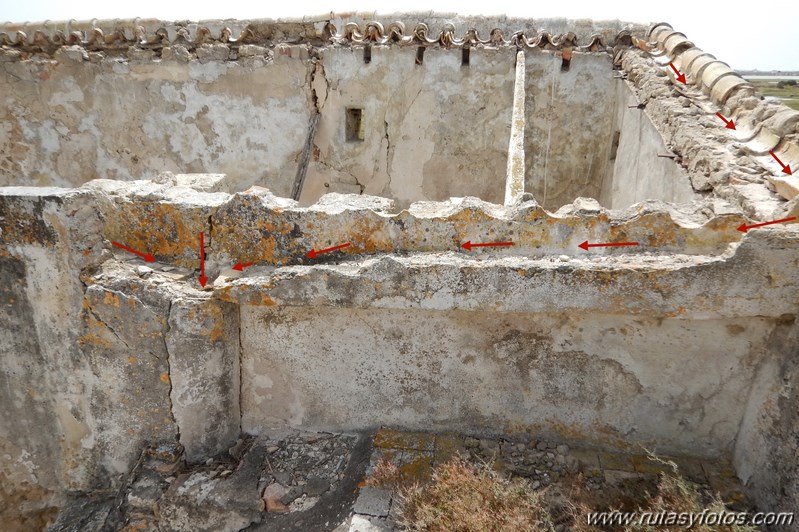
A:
[396, 454, 554, 532]
[386, 451, 757, 532]
[367, 457, 405, 490]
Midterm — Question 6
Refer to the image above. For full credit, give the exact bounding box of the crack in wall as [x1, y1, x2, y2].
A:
[291, 58, 324, 200]
[205, 214, 214, 268]
[85, 304, 132, 351]
[383, 119, 392, 188]
[237, 305, 244, 437]
[84, 289, 165, 362]
[162, 298, 180, 444]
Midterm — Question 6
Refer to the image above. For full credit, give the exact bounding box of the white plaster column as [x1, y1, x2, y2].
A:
[505, 50, 526, 205]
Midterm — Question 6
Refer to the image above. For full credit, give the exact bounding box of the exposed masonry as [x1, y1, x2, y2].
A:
[1, 15, 799, 530]
[634, 23, 799, 206]
[0, 17, 629, 56]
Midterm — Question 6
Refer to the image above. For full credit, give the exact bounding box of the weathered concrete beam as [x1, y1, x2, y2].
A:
[166, 298, 241, 463]
[215, 230, 799, 320]
[79, 182, 759, 275]
[504, 50, 525, 206]
[80, 283, 177, 479]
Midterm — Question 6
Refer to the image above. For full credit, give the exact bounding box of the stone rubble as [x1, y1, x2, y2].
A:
[35, 426, 757, 531]
[65, 432, 368, 531]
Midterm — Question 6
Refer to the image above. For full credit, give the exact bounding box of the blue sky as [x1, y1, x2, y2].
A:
[3, 0, 797, 70]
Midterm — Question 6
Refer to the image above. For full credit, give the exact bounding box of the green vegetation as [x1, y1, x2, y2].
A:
[750, 79, 799, 111]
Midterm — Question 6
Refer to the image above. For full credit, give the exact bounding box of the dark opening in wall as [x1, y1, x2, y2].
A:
[415, 46, 425, 65]
[561, 55, 571, 72]
[345, 108, 365, 142]
[363, 45, 372, 64]
[461, 47, 470, 67]
[610, 131, 621, 161]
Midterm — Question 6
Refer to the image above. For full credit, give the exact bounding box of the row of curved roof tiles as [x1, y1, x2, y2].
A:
[0, 20, 639, 51]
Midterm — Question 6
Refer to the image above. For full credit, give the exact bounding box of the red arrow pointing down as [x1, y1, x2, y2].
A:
[198, 232, 207, 287]
[715, 112, 736, 130]
[306, 243, 351, 258]
[769, 150, 793, 175]
[737, 217, 797, 232]
[461, 241, 514, 251]
[669, 63, 686, 84]
[232, 262, 254, 271]
[111, 241, 155, 262]
[579, 240, 639, 251]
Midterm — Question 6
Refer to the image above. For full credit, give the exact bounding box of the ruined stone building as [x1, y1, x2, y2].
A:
[1, 13, 798, 530]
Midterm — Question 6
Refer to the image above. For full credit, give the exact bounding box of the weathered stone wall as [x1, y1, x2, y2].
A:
[0, 185, 239, 527]
[0, 17, 668, 211]
[0, 49, 311, 192]
[524, 51, 616, 209]
[241, 306, 781, 457]
[2, 15, 799, 528]
[600, 78, 699, 208]
[300, 46, 514, 207]
[734, 319, 799, 519]
[1, 175, 798, 525]
[2, 42, 696, 211]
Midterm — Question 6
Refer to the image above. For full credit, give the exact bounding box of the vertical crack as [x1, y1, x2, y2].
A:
[162, 298, 180, 444]
[384, 119, 392, 186]
[291, 58, 323, 200]
[205, 214, 213, 266]
[237, 305, 244, 436]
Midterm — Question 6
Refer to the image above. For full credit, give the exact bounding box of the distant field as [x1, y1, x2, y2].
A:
[749, 79, 799, 110]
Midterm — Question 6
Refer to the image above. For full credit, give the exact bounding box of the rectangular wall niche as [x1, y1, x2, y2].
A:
[345, 108, 365, 142]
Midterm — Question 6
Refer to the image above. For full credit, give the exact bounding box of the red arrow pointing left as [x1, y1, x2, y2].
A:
[769, 150, 793, 175]
[737, 216, 796, 232]
[715, 112, 736, 130]
[461, 241, 514, 251]
[669, 63, 686, 84]
[111, 241, 155, 262]
[232, 262, 254, 271]
[579, 240, 639, 251]
[198, 232, 208, 287]
[306, 242, 351, 259]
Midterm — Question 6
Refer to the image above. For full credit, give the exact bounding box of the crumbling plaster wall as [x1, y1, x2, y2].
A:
[299, 46, 514, 207]
[2, 14, 799, 525]
[0, 49, 311, 192]
[2, 38, 702, 212]
[0, 186, 240, 526]
[734, 318, 799, 518]
[600, 78, 699, 208]
[524, 51, 616, 210]
[1, 178, 799, 524]
[241, 306, 779, 457]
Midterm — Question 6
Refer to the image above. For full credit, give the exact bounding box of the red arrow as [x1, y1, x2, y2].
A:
[111, 241, 155, 262]
[232, 261, 254, 271]
[715, 112, 736, 130]
[198, 232, 207, 287]
[306, 242, 351, 258]
[461, 241, 514, 251]
[737, 216, 796, 232]
[579, 240, 639, 251]
[668, 63, 686, 84]
[769, 150, 793, 175]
